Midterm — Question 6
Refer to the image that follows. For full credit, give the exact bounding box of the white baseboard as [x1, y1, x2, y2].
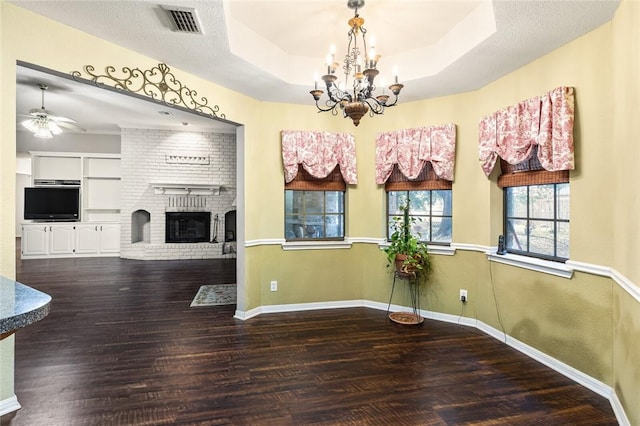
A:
[234, 301, 630, 425]
[235, 300, 366, 320]
[0, 395, 21, 417]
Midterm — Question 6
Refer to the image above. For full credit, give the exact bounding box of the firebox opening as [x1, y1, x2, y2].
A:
[165, 212, 211, 243]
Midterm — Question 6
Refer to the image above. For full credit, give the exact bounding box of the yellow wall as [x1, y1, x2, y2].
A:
[0, 0, 15, 405]
[1, 1, 639, 423]
[610, 1, 640, 422]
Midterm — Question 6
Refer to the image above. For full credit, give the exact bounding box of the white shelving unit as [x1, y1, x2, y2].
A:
[82, 155, 121, 222]
[32, 155, 82, 181]
[23, 152, 122, 259]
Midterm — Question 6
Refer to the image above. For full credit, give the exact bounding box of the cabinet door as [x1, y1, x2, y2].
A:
[75, 225, 99, 254]
[49, 225, 75, 255]
[22, 225, 48, 256]
[99, 224, 121, 253]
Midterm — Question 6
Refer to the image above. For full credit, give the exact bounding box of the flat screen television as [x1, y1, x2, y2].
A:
[24, 187, 80, 221]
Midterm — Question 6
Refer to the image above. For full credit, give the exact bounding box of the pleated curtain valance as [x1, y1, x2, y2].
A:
[478, 86, 575, 176]
[281, 130, 357, 185]
[375, 123, 457, 184]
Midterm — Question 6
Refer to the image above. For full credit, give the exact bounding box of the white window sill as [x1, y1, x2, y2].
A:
[378, 242, 456, 256]
[487, 252, 574, 279]
[281, 240, 353, 251]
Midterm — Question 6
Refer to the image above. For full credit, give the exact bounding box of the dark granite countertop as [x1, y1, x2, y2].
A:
[0, 276, 52, 337]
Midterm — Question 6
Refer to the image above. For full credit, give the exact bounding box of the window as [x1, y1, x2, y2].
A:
[284, 166, 345, 241]
[384, 162, 452, 244]
[500, 147, 569, 261]
[281, 130, 356, 242]
[387, 190, 452, 243]
[285, 190, 344, 240]
[504, 184, 569, 260]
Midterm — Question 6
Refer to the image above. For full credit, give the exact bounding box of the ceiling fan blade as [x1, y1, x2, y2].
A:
[51, 115, 77, 124]
[56, 121, 86, 132]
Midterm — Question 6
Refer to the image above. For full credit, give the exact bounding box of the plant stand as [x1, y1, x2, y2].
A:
[386, 271, 423, 325]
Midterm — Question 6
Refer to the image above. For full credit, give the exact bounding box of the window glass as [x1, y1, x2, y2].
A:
[506, 187, 527, 217]
[529, 184, 554, 219]
[388, 191, 408, 216]
[285, 190, 345, 240]
[556, 221, 570, 259]
[557, 183, 570, 220]
[506, 218, 528, 251]
[528, 219, 555, 257]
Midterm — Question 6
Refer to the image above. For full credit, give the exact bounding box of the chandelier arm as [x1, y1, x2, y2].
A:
[383, 93, 401, 108]
[364, 98, 385, 115]
[326, 86, 343, 103]
[313, 98, 342, 115]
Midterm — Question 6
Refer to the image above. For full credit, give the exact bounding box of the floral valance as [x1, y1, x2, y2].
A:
[375, 123, 457, 184]
[478, 86, 575, 176]
[281, 130, 357, 184]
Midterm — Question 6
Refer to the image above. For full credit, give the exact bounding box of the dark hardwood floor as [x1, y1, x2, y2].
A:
[2, 255, 617, 425]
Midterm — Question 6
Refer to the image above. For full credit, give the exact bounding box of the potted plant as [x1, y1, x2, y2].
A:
[383, 200, 431, 276]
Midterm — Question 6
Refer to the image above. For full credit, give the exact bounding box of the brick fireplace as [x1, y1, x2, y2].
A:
[119, 128, 236, 260]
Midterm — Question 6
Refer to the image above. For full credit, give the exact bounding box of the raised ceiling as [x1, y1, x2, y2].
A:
[11, 0, 621, 135]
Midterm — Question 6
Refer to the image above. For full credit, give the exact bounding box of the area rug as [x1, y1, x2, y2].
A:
[190, 284, 237, 307]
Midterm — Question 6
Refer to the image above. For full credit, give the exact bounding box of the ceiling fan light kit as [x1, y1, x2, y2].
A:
[20, 84, 82, 138]
[22, 115, 63, 139]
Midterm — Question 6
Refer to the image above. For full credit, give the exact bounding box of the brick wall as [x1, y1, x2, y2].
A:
[120, 128, 236, 260]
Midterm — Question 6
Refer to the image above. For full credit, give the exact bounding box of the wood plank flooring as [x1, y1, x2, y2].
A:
[2, 255, 617, 425]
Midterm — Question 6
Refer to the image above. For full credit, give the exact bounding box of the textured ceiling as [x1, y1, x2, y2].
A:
[11, 0, 621, 136]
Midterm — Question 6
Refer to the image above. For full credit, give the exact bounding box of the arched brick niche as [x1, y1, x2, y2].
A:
[131, 209, 151, 244]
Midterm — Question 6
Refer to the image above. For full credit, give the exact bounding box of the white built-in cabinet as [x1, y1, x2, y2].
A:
[22, 223, 75, 256]
[75, 223, 121, 255]
[22, 152, 122, 259]
[21, 222, 121, 258]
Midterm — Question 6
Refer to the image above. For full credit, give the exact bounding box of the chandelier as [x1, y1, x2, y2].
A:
[309, 0, 403, 126]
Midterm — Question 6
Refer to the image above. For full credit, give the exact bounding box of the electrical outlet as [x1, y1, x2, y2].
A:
[270, 280, 278, 292]
[459, 289, 468, 302]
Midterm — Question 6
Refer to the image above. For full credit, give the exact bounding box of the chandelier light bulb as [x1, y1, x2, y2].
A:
[368, 47, 376, 68]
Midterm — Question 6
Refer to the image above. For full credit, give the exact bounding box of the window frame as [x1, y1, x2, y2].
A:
[386, 189, 452, 245]
[503, 182, 569, 262]
[284, 189, 346, 242]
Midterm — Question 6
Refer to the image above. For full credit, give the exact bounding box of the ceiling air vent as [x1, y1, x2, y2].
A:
[161, 5, 204, 34]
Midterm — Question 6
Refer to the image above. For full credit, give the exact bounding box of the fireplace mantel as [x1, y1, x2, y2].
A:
[150, 183, 222, 196]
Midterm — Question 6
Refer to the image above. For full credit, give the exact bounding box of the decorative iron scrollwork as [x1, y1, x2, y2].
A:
[71, 63, 226, 119]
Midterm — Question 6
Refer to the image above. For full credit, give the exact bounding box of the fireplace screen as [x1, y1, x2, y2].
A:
[165, 212, 211, 243]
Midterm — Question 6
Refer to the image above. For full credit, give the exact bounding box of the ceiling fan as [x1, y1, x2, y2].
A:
[20, 84, 85, 138]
